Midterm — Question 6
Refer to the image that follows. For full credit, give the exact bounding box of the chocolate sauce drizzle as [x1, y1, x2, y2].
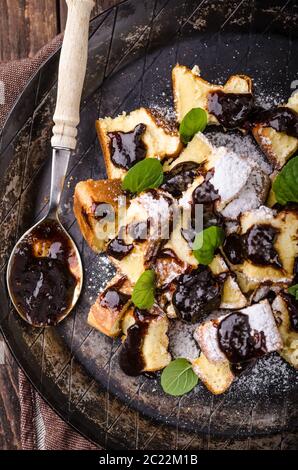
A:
[207, 90, 298, 138]
[208, 91, 254, 129]
[108, 123, 147, 170]
[100, 277, 130, 311]
[161, 162, 201, 197]
[172, 266, 225, 323]
[119, 308, 152, 376]
[106, 236, 134, 260]
[91, 202, 113, 221]
[252, 106, 298, 139]
[218, 312, 267, 363]
[181, 170, 223, 246]
[223, 224, 282, 269]
[191, 170, 223, 229]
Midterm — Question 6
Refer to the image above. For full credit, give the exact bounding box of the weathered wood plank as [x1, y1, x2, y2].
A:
[0, 0, 58, 61]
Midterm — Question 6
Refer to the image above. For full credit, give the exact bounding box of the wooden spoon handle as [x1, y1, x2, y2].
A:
[51, 0, 94, 150]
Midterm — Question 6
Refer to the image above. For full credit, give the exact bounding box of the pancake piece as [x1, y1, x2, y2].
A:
[96, 107, 182, 179]
[73, 179, 124, 252]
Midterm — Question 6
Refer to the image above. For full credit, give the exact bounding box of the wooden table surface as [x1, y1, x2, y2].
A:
[0, 0, 117, 450]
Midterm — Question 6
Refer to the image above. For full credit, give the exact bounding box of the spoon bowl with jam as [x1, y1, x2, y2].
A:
[6, 150, 83, 327]
[6, 0, 95, 327]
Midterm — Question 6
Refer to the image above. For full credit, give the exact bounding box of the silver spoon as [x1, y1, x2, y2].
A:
[6, 0, 94, 327]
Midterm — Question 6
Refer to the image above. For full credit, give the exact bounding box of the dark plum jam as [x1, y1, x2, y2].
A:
[223, 224, 282, 269]
[208, 91, 254, 129]
[252, 106, 298, 139]
[91, 202, 113, 221]
[192, 171, 222, 227]
[180, 170, 223, 246]
[246, 225, 282, 268]
[218, 312, 267, 363]
[172, 266, 225, 323]
[119, 308, 152, 376]
[161, 162, 201, 197]
[106, 236, 134, 260]
[108, 123, 147, 169]
[207, 89, 298, 138]
[222, 233, 244, 265]
[191, 170, 219, 205]
[8, 219, 78, 327]
[100, 277, 130, 311]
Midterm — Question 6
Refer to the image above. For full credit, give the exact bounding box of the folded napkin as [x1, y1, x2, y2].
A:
[0, 36, 98, 450]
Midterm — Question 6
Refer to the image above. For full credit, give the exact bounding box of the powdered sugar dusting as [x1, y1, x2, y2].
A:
[221, 167, 270, 220]
[150, 104, 177, 123]
[206, 130, 272, 175]
[86, 254, 115, 302]
[210, 147, 253, 204]
[232, 353, 297, 396]
[169, 321, 199, 361]
[241, 300, 283, 352]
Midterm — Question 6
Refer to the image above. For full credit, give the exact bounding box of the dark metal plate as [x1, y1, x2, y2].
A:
[0, 0, 298, 449]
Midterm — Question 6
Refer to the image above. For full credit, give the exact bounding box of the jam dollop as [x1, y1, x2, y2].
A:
[100, 288, 130, 310]
[91, 202, 113, 221]
[223, 224, 282, 269]
[218, 312, 267, 363]
[222, 233, 244, 265]
[181, 170, 223, 246]
[161, 162, 200, 197]
[8, 219, 78, 327]
[207, 89, 298, 138]
[106, 236, 134, 260]
[253, 106, 298, 139]
[108, 123, 147, 170]
[208, 91, 254, 128]
[191, 170, 223, 229]
[172, 266, 225, 322]
[119, 308, 152, 376]
[246, 225, 281, 268]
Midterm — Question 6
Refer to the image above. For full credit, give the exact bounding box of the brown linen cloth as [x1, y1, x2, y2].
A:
[0, 37, 98, 450]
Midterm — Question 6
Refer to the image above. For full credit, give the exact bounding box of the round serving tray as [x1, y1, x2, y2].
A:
[0, 0, 297, 449]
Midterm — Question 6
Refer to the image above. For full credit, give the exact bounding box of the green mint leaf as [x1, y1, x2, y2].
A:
[179, 107, 208, 144]
[131, 270, 156, 309]
[122, 158, 164, 194]
[288, 284, 298, 300]
[193, 226, 225, 265]
[161, 358, 198, 396]
[272, 156, 298, 205]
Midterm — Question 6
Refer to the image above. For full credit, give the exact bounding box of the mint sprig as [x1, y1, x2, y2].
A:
[179, 107, 208, 144]
[288, 284, 298, 300]
[161, 358, 198, 396]
[193, 226, 225, 265]
[272, 156, 298, 205]
[122, 158, 163, 194]
[131, 270, 156, 309]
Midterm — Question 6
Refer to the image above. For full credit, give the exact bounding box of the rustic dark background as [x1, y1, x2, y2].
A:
[0, 0, 117, 450]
